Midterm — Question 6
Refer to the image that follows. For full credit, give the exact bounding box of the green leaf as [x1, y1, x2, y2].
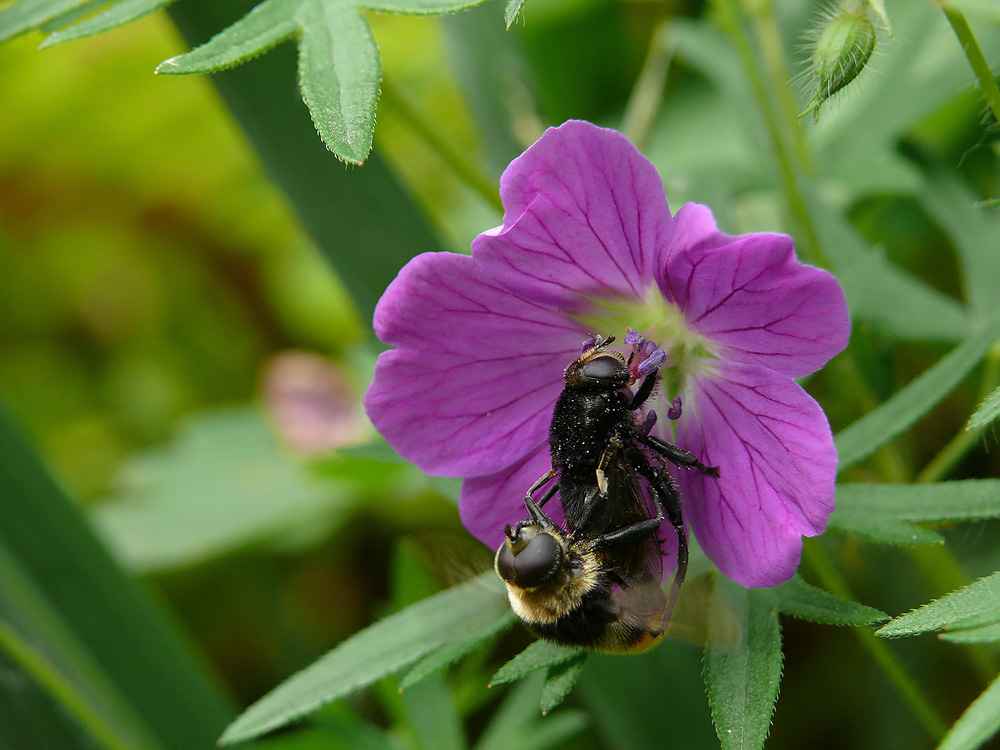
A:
[703, 577, 782, 750]
[0, 405, 231, 749]
[476, 674, 547, 750]
[876, 571, 1000, 638]
[0, 545, 163, 750]
[936, 672, 1000, 750]
[400, 675, 467, 750]
[831, 243, 970, 344]
[0, 648, 103, 750]
[489, 640, 586, 687]
[168, 0, 448, 322]
[803, 184, 970, 344]
[539, 654, 587, 714]
[939, 623, 1000, 644]
[159, 0, 488, 163]
[968, 385, 1000, 431]
[91, 408, 350, 572]
[503, 0, 526, 28]
[835, 480, 1000, 524]
[363, 0, 491, 13]
[773, 574, 888, 625]
[580, 640, 717, 750]
[399, 611, 516, 690]
[475, 674, 588, 750]
[219, 573, 509, 745]
[37, 0, 108, 31]
[516, 712, 590, 750]
[827, 515, 942, 546]
[919, 170, 1000, 319]
[835, 315, 1000, 472]
[39, 0, 174, 47]
[294, 0, 378, 165]
[0, 0, 89, 43]
[157, 0, 298, 74]
[829, 480, 1000, 545]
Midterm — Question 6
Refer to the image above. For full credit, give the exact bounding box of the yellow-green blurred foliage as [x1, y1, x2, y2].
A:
[0, 15, 359, 498]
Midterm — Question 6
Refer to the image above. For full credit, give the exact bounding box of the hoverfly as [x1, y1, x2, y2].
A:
[495, 334, 719, 653]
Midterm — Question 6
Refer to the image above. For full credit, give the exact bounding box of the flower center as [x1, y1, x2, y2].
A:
[574, 286, 720, 398]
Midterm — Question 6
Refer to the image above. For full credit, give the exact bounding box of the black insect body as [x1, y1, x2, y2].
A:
[495, 335, 719, 653]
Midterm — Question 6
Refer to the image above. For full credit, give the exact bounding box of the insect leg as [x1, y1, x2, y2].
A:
[525, 469, 558, 503]
[535, 482, 560, 510]
[586, 516, 663, 550]
[633, 454, 688, 625]
[629, 370, 659, 411]
[523, 492, 558, 529]
[640, 434, 720, 477]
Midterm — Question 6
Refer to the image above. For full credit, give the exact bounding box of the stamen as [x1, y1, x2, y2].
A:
[580, 335, 597, 353]
[640, 410, 657, 436]
[667, 396, 682, 420]
[637, 349, 666, 375]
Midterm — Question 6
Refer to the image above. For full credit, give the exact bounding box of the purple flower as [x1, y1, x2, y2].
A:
[364, 120, 849, 588]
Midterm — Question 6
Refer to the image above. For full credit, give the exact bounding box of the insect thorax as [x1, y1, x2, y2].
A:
[549, 387, 634, 481]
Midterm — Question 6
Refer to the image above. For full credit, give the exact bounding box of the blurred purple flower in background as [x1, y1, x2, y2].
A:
[264, 351, 367, 456]
[364, 120, 849, 588]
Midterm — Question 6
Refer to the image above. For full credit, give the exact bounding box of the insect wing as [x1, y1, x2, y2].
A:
[603, 449, 664, 584]
[608, 568, 671, 645]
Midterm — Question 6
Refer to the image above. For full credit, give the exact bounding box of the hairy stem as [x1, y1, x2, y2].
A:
[380, 77, 504, 213]
[941, 4, 1000, 128]
[713, 0, 827, 266]
[745, 2, 814, 174]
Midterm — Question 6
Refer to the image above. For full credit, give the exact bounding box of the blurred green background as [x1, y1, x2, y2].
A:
[1, 0, 999, 748]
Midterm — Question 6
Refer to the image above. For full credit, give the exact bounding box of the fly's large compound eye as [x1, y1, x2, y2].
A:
[578, 354, 628, 387]
[495, 532, 562, 588]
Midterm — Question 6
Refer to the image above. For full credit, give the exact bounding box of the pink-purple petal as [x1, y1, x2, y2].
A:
[460, 443, 556, 551]
[473, 121, 672, 309]
[364, 252, 583, 477]
[673, 361, 837, 588]
[662, 203, 850, 378]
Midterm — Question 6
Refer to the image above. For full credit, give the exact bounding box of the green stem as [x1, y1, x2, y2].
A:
[719, 0, 920, 483]
[621, 19, 675, 148]
[746, 4, 814, 174]
[713, 0, 827, 266]
[380, 77, 504, 214]
[916, 428, 979, 483]
[803, 542, 948, 741]
[916, 344, 1000, 483]
[941, 4, 1000, 128]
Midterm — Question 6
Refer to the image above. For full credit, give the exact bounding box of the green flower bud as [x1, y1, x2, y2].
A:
[801, 5, 877, 121]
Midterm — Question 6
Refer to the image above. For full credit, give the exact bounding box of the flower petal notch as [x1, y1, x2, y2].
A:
[364, 120, 850, 588]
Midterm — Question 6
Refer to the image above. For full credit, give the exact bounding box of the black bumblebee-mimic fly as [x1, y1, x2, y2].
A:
[495, 334, 719, 653]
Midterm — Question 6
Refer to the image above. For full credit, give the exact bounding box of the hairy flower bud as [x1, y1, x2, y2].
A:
[801, 4, 877, 121]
